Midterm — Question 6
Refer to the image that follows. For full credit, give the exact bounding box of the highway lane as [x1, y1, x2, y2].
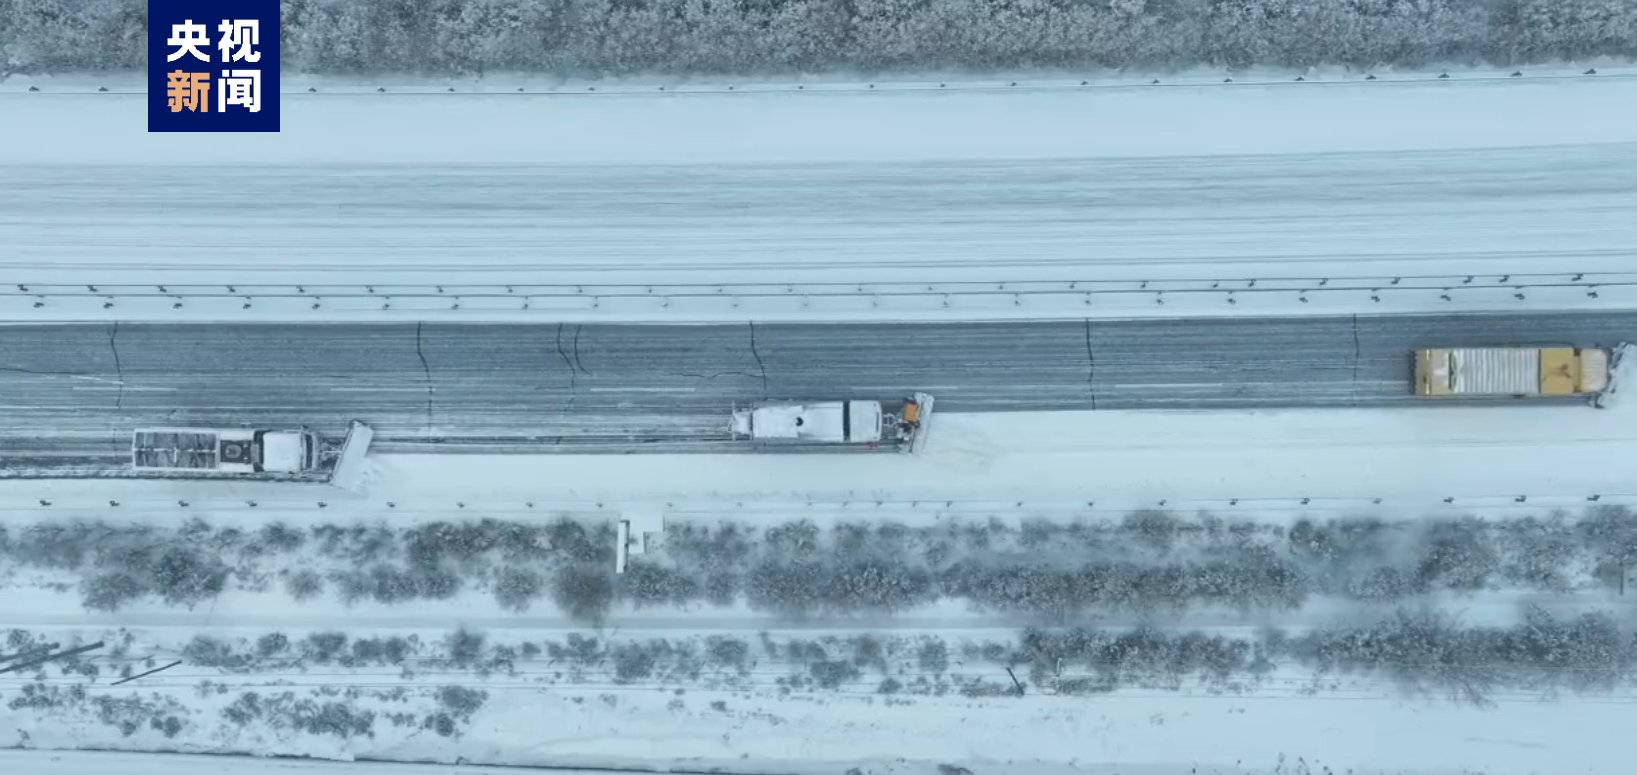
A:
[4, 143, 1637, 288]
[1, 312, 1632, 467]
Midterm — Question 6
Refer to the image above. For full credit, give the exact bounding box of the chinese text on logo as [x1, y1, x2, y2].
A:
[148, 0, 279, 132]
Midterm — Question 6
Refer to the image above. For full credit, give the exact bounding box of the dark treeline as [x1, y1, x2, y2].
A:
[2, 0, 1634, 77]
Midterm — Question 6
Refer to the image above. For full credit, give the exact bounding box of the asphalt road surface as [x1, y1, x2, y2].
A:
[1, 312, 1631, 468]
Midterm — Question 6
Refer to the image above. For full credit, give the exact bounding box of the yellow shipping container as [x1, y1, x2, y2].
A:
[1414, 347, 1609, 398]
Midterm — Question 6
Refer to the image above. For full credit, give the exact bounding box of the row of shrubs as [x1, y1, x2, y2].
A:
[4, 507, 1633, 617]
[41, 607, 1634, 707]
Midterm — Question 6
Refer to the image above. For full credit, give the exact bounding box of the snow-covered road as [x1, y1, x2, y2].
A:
[3, 76, 1636, 294]
[1, 312, 1630, 466]
[3, 144, 1634, 289]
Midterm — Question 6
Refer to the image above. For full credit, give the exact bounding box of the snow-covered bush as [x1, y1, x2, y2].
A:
[80, 573, 146, 612]
[705, 635, 750, 672]
[917, 638, 949, 674]
[551, 563, 615, 622]
[150, 547, 228, 605]
[256, 632, 290, 656]
[445, 629, 485, 667]
[182, 636, 254, 669]
[492, 566, 545, 611]
[611, 640, 667, 683]
[305, 632, 349, 663]
[10, 507, 1637, 618]
[435, 685, 488, 720]
[808, 659, 860, 689]
[618, 562, 700, 607]
[284, 569, 325, 601]
[1287, 607, 1637, 705]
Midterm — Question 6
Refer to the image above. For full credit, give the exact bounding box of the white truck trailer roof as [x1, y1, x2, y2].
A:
[732, 401, 884, 443]
[1443, 348, 1541, 395]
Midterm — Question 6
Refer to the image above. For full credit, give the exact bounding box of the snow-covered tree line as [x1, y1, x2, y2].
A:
[5, 507, 1635, 616]
[2, 0, 1634, 77]
[17, 612, 1636, 706]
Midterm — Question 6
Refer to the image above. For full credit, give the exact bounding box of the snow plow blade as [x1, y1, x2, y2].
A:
[329, 420, 375, 491]
[1593, 343, 1634, 409]
[903, 392, 935, 454]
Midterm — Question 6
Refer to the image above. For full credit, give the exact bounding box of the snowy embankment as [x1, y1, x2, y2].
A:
[3, 73, 1636, 323]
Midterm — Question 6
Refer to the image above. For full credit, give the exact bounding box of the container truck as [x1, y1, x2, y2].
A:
[1413, 347, 1610, 398]
[730, 393, 934, 452]
[132, 428, 323, 473]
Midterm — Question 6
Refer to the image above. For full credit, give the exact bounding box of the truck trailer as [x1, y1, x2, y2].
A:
[730, 393, 934, 452]
[1413, 347, 1611, 398]
[132, 428, 323, 473]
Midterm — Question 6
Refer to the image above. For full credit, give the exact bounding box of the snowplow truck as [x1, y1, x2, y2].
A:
[1414, 347, 1610, 398]
[132, 428, 323, 473]
[730, 393, 934, 452]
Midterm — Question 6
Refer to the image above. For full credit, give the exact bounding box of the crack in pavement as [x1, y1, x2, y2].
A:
[107, 321, 125, 413]
[1084, 318, 1098, 411]
[107, 321, 126, 452]
[1351, 313, 1362, 407]
[748, 321, 769, 399]
[414, 322, 434, 433]
[571, 325, 590, 375]
[554, 323, 577, 414]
